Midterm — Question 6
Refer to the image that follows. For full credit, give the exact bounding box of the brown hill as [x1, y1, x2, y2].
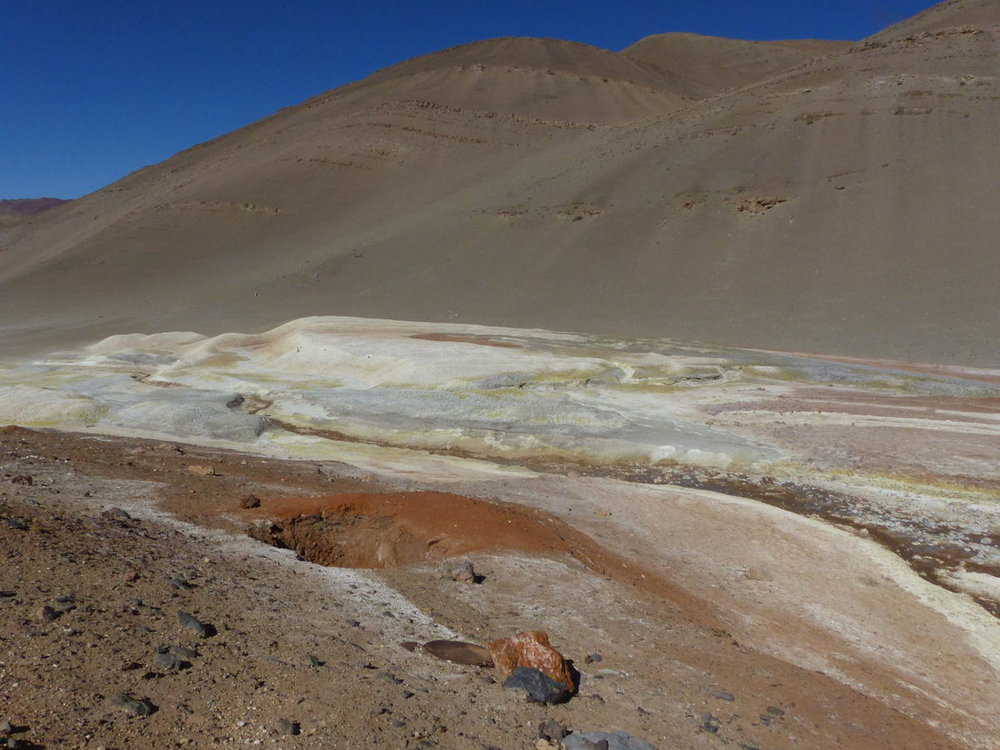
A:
[0, 1, 996, 365]
[864, 0, 998, 40]
[620, 33, 850, 98]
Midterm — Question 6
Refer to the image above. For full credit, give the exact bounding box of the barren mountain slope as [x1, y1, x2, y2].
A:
[468, 8, 999, 364]
[865, 0, 999, 40]
[0, 1, 996, 365]
[0, 37, 691, 353]
[620, 33, 850, 97]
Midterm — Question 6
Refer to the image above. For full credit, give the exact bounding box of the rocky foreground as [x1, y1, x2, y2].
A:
[0, 425, 992, 749]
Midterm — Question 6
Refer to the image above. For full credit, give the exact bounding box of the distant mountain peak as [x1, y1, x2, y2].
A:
[0, 198, 70, 217]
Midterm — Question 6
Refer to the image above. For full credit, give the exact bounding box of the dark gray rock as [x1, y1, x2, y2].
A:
[709, 689, 735, 702]
[502, 667, 571, 704]
[154, 645, 193, 670]
[277, 718, 300, 736]
[563, 731, 658, 750]
[177, 610, 214, 638]
[584, 653, 603, 664]
[171, 646, 199, 660]
[4, 518, 28, 531]
[701, 714, 721, 734]
[110, 694, 157, 717]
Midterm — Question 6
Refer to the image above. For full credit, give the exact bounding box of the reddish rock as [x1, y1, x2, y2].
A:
[488, 631, 574, 692]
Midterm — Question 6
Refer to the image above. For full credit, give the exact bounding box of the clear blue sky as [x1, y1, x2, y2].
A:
[2, 0, 938, 199]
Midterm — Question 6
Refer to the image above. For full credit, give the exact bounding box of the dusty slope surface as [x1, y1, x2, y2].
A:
[620, 33, 850, 97]
[4, 2, 996, 364]
[1, 315, 998, 747]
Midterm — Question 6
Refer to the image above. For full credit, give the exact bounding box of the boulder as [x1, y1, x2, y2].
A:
[503, 667, 569, 703]
[488, 631, 574, 699]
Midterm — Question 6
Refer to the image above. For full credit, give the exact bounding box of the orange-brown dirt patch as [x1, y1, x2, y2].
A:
[245, 491, 713, 619]
[409, 332, 524, 348]
[258, 491, 593, 563]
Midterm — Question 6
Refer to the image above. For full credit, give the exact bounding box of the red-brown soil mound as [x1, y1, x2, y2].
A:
[250, 491, 598, 567]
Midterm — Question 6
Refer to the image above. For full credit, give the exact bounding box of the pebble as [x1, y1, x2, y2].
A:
[240, 494, 261, 509]
[35, 605, 57, 623]
[276, 718, 300, 736]
[584, 653, 603, 664]
[0, 720, 12, 735]
[538, 718, 568, 741]
[172, 646, 199, 660]
[450, 561, 480, 584]
[154, 646, 192, 670]
[4, 518, 28, 531]
[766, 706, 785, 716]
[177, 609, 214, 638]
[701, 714, 721, 734]
[709, 689, 735, 702]
[110, 694, 156, 718]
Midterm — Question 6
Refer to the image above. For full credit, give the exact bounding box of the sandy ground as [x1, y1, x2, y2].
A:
[1, 425, 985, 750]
